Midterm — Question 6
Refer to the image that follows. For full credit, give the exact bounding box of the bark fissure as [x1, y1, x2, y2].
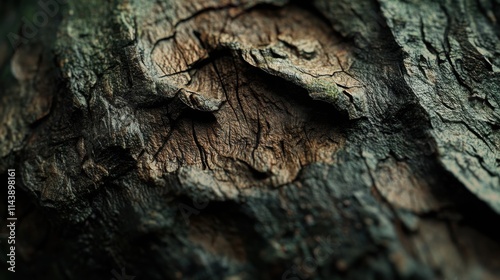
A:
[1, 0, 499, 279]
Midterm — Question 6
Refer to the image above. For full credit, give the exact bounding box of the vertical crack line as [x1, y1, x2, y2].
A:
[192, 121, 208, 170]
[231, 54, 248, 124]
[252, 111, 262, 165]
[212, 57, 240, 122]
[153, 114, 174, 161]
[193, 30, 241, 123]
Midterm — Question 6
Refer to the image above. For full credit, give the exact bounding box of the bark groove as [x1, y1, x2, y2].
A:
[0, 0, 499, 279]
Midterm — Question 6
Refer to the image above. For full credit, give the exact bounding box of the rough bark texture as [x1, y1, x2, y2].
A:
[1, 0, 499, 279]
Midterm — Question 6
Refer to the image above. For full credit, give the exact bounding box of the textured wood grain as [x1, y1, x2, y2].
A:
[0, 0, 499, 279]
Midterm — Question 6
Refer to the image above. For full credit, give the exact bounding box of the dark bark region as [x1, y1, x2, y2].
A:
[0, 0, 499, 279]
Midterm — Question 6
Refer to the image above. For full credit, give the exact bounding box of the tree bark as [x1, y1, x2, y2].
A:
[1, 0, 499, 279]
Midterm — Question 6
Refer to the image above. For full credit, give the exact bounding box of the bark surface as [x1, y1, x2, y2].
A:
[0, 0, 499, 279]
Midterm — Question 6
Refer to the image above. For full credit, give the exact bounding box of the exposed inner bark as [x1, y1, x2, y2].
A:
[0, 0, 499, 279]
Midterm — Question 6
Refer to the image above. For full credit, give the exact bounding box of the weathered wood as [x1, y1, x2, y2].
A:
[1, 0, 499, 279]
